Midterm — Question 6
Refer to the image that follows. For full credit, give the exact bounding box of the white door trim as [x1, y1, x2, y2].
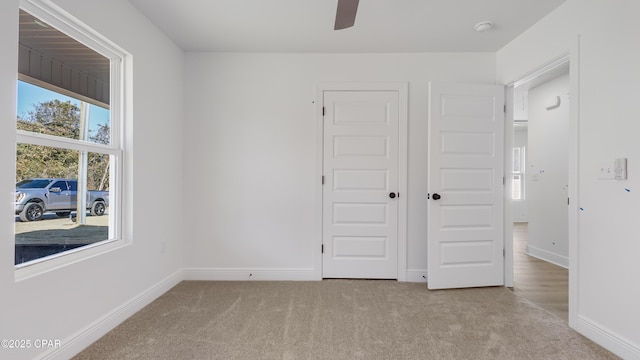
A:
[504, 86, 515, 287]
[315, 82, 408, 281]
[567, 37, 580, 331]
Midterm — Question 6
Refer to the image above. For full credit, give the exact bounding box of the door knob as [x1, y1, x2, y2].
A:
[432, 193, 441, 200]
[389, 192, 396, 199]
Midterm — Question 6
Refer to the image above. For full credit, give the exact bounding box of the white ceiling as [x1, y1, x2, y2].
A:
[128, 0, 567, 53]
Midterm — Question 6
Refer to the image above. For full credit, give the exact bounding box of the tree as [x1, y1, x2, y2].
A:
[88, 122, 111, 190]
[89, 123, 110, 145]
[16, 100, 111, 190]
[20, 99, 80, 138]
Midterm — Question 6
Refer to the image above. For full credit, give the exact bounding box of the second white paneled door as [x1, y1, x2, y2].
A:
[427, 82, 505, 289]
[322, 90, 400, 279]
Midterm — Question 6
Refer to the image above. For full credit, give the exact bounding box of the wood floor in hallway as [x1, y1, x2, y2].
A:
[512, 222, 568, 321]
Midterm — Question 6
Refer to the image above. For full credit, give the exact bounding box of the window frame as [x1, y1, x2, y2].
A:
[15, 0, 131, 281]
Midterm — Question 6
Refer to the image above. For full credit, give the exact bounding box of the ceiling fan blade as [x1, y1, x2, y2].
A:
[334, 0, 359, 30]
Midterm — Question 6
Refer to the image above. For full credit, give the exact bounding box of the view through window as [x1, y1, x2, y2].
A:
[512, 146, 525, 200]
[15, 7, 121, 266]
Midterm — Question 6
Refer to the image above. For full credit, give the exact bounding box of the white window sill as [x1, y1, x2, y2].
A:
[15, 238, 130, 282]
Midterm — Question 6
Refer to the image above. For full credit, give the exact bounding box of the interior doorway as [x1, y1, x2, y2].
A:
[508, 57, 570, 321]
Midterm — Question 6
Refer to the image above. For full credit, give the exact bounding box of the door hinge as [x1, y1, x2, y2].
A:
[568, 197, 570, 205]
[504, 104, 506, 113]
[503, 248, 505, 257]
[503, 176, 505, 185]
[322, 106, 325, 116]
[322, 175, 325, 185]
[321, 244, 324, 253]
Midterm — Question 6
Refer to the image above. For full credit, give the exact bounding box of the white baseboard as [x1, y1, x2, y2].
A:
[526, 245, 569, 269]
[405, 269, 428, 283]
[575, 315, 640, 360]
[183, 267, 319, 281]
[39, 269, 184, 360]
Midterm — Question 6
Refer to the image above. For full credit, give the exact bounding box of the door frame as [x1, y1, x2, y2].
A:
[315, 82, 408, 281]
[503, 47, 579, 328]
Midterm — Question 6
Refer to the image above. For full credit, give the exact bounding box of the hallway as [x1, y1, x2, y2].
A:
[512, 222, 568, 321]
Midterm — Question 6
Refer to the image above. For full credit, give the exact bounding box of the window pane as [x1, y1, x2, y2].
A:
[50, 181, 68, 192]
[17, 81, 111, 145]
[513, 147, 521, 173]
[512, 175, 522, 200]
[17, 179, 52, 189]
[15, 145, 112, 265]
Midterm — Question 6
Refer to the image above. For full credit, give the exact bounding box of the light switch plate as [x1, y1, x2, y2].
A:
[599, 162, 615, 179]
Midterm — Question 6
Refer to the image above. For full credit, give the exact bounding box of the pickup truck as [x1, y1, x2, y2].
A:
[15, 178, 109, 222]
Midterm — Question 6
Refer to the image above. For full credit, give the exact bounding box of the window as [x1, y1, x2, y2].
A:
[17, 179, 52, 189]
[512, 147, 526, 200]
[49, 181, 69, 192]
[15, 1, 128, 275]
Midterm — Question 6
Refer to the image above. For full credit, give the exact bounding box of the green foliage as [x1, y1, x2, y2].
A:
[22, 100, 80, 138]
[16, 100, 110, 190]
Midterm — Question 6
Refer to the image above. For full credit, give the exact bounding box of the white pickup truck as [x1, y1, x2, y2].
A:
[15, 178, 109, 222]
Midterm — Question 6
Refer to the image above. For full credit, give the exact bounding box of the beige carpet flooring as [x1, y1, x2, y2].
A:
[73, 280, 617, 360]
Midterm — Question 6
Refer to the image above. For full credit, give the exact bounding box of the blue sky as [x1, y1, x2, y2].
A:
[17, 80, 110, 135]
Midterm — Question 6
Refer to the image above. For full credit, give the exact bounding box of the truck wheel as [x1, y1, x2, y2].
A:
[56, 211, 71, 217]
[91, 201, 106, 216]
[20, 202, 44, 222]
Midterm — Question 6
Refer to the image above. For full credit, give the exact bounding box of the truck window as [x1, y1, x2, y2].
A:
[50, 181, 68, 191]
[68, 181, 78, 191]
[16, 179, 52, 189]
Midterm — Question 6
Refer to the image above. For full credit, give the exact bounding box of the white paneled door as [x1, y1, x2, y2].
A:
[427, 82, 505, 289]
[322, 90, 399, 279]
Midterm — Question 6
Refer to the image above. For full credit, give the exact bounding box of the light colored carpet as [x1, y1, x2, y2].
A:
[74, 280, 617, 360]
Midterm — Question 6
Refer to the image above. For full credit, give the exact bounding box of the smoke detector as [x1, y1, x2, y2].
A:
[474, 21, 493, 32]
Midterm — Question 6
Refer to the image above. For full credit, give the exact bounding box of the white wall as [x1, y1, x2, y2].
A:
[498, 1, 640, 358]
[512, 124, 528, 222]
[526, 74, 569, 266]
[183, 53, 496, 281]
[0, 1, 184, 359]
